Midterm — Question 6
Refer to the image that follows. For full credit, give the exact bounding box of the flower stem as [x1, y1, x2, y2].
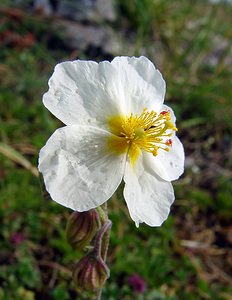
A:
[95, 289, 102, 300]
[93, 219, 112, 259]
[93, 203, 111, 300]
[96, 206, 106, 224]
[102, 201, 108, 216]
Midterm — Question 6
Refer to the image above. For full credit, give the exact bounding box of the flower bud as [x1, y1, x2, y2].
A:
[73, 252, 110, 291]
[66, 210, 100, 250]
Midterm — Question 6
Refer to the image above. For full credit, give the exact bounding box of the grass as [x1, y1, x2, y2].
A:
[0, 0, 232, 299]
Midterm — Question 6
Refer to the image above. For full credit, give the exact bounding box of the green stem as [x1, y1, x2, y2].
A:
[93, 220, 112, 259]
[94, 203, 111, 300]
[96, 206, 106, 224]
[95, 289, 102, 300]
[102, 202, 108, 217]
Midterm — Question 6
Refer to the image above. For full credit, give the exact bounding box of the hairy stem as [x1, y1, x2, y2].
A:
[94, 202, 111, 300]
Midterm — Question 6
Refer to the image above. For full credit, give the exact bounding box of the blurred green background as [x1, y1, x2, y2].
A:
[0, 0, 231, 299]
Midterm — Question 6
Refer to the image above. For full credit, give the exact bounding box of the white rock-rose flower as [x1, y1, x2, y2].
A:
[39, 56, 184, 227]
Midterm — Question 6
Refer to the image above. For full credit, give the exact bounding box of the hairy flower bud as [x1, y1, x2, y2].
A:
[73, 252, 110, 291]
[66, 210, 100, 250]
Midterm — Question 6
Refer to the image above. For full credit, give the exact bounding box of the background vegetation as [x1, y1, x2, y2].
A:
[0, 0, 231, 299]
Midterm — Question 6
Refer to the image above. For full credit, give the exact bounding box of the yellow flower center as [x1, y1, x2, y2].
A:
[108, 108, 177, 165]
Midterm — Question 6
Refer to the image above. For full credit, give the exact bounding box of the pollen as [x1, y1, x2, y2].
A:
[108, 108, 177, 165]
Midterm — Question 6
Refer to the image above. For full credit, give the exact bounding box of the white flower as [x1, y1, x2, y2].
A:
[39, 56, 184, 227]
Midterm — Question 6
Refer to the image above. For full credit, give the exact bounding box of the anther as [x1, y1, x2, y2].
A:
[160, 111, 168, 115]
[165, 139, 172, 146]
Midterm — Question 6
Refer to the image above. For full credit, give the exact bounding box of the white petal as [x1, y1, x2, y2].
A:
[123, 153, 175, 227]
[126, 56, 166, 104]
[43, 60, 125, 128]
[39, 125, 126, 211]
[111, 56, 166, 114]
[143, 135, 185, 182]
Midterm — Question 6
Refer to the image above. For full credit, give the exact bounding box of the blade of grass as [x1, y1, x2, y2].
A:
[0, 142, 38, 177]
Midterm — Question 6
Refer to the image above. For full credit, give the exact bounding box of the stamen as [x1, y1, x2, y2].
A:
[108, 108, 177, 164]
